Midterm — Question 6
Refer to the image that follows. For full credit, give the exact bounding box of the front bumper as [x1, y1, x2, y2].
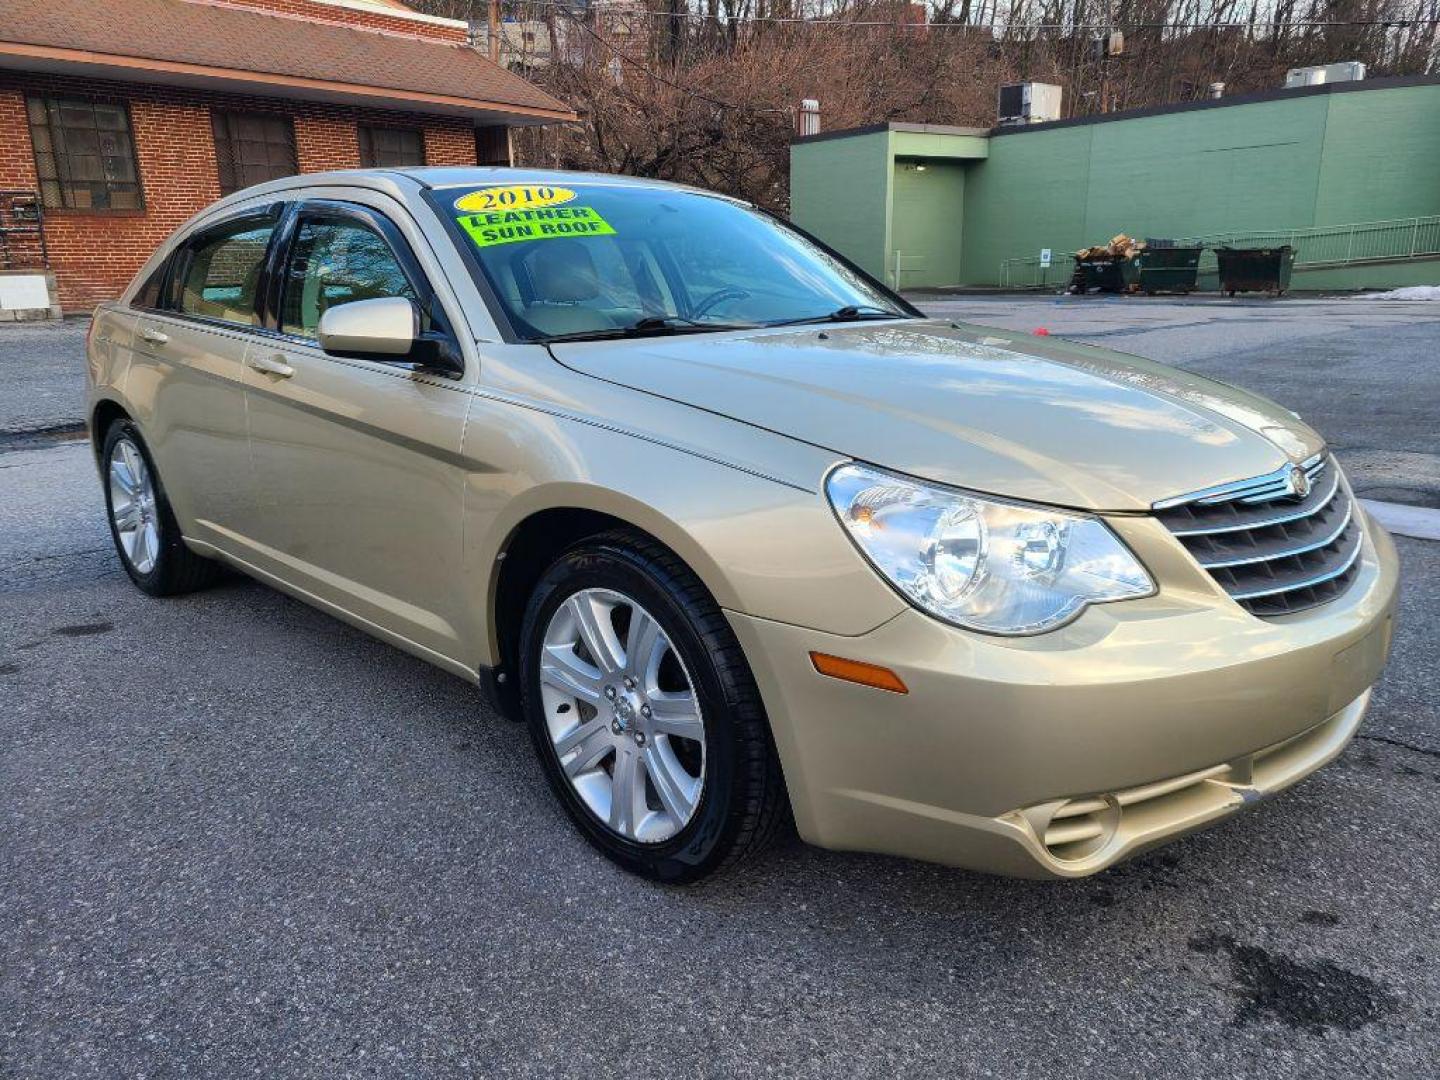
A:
[728, 509, 1399, 879]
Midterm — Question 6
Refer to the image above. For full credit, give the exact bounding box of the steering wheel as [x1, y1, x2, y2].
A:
[690, 285, 752, 319]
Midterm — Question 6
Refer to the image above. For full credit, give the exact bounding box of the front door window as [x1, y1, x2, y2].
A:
[280, 217, 418, 340]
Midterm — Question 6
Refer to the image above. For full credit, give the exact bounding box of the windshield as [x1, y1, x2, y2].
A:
[425, 182, 913, 341]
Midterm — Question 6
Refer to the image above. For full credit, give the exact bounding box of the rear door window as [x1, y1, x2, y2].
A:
[174, 216, 276, 326]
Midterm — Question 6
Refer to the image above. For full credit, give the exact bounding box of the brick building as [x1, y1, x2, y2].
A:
[0, 0, 574, 313]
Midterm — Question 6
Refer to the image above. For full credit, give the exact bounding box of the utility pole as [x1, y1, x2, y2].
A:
[488, 0, 501, 63]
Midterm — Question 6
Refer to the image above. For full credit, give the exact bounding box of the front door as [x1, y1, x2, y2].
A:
[240, 200, 472, 664]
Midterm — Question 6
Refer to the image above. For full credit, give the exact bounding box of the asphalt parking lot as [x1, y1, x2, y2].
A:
[3, 298, 1440, 1078]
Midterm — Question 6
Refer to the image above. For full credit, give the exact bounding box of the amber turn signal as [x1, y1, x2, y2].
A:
[808, 652, 909, 694]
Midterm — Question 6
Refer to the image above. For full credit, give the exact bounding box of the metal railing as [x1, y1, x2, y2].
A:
[998, 213, 1440, 289]
[1180, 214, 1440, 273]
[890, 250, 928, 289]
[998, 252, 1076, 289]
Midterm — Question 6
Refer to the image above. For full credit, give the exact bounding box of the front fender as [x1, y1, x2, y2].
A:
[460, 400, 906, 667]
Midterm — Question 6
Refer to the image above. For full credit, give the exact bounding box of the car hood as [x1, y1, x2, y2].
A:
[548, 319, 1325, 511]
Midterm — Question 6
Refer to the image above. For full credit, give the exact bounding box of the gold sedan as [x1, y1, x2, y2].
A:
[86, 169, 1398, 882]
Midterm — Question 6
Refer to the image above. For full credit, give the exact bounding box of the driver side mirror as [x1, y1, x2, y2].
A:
[317, 297, 463, 379]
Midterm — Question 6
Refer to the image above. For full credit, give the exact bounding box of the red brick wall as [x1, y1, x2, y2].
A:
[295, 114, 363, 173]
[0, 72, 480, 311]
[425, 126, 483, 167]
[208, 0, 471, 42]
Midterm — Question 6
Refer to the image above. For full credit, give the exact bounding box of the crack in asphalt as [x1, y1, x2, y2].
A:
[1356, 732, 1440, 760]
[0, 423, 88, 452]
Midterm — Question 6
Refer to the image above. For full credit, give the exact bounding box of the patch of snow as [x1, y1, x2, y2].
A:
[1353, 285, 1440, 300]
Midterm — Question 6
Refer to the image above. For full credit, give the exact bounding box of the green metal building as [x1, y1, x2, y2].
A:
[790, 76, 1440, 291]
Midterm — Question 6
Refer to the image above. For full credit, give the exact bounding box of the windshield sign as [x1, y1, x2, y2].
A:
[431, 183, 910, 342]
[454, 185, 617, 249]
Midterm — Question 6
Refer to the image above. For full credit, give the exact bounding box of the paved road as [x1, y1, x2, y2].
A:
[3, 301, 1439, 1076]
[0, 318, 90, 437]
[3, 443, 1439, 1077]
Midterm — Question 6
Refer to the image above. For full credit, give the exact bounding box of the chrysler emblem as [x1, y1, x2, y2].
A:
[1289, 465, 1311, 499]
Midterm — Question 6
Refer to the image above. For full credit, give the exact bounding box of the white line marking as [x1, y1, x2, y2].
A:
[1362, 499, 1440, 542]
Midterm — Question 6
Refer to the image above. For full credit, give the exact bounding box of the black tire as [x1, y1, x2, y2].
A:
[518, 529, 788, 883]
[100, 420, 221, 597]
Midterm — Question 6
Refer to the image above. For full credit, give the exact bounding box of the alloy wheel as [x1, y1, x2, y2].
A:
[108, 437, 160, 575]
[539, 588, 706, 844]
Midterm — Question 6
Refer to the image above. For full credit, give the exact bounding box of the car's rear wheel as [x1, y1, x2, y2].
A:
[518, 530, 787, 883]
[101, 420, 220, 596]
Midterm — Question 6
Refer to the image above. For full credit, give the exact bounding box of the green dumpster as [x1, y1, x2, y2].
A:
[1119, 246, 1203, 295]
[1071, 258, 1125, 293]
[1216, 246, 1296, 296]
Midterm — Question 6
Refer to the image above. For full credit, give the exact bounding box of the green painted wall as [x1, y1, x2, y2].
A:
[790, 82, 1440, 290]
[790, 129, 893, 280]
[1293, 255, 1440, 291]
[961, 82, 1440, 284]
[891, 161, 966, 287]
[892, 130, 989, 160]
[1313, 85, 1440, 224]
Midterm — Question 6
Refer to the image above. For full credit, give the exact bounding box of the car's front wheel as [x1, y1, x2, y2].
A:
[518, 530, 787, 883]
[100, 420, 220, 596]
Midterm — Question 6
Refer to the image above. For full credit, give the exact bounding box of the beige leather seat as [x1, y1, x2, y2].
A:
[520, 240, 616, 337]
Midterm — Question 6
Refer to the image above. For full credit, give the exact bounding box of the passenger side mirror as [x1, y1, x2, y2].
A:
[317, 297, 463, 379]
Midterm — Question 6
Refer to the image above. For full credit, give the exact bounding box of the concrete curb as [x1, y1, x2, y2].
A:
[1363, 499, 1440, 542]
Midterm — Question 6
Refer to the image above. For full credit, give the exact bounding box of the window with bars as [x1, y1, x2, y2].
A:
[358, 125, 426, 168]
[212, 111, 298, 196]
[27, 96, 143, 211]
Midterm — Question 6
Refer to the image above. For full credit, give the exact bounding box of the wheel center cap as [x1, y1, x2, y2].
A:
[612, 694, 637, 731]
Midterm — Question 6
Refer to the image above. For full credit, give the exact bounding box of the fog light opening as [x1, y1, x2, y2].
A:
[1041, 795, 1122, 863]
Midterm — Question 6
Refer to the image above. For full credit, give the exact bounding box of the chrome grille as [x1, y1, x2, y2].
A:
[1155, 453, 1363, 617]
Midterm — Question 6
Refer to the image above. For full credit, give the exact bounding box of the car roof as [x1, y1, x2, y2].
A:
[208, 167, 721, 209]
[395, 167, 711, 195]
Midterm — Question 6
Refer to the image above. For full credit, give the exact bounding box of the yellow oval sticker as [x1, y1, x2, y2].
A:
[454, 185, 577, 213]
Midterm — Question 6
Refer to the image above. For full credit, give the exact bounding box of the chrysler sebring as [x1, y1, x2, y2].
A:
[85, 169, 1397, 882]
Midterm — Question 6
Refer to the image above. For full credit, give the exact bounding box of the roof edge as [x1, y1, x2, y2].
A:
[987, 73, 1440, 137]
[792, 74, 1440, 146]
[0, 40, 577, 122]
[309, 0, 470, 31]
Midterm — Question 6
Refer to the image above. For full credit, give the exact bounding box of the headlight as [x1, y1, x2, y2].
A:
[826, 463, 1153, 635]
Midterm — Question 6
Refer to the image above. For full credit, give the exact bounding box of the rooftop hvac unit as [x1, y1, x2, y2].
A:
[997, 82, 1063, 126]
[1285, 61, 1367, 88]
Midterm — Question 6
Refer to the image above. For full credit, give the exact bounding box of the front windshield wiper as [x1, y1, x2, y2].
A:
[764, 304, 911, 328]
[541, 315, 760, 344]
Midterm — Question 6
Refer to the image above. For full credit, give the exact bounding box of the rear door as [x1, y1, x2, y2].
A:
[129, 208, 282, 545]
[239, 197, 473, 663]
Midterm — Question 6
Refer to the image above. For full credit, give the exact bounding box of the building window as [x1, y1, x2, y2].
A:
[26, 96, 143, 211]
[358, 125, 426, 168]
[212, 111, 297, 196]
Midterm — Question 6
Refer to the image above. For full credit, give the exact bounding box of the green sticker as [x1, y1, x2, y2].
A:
[457, 205, 616, 249]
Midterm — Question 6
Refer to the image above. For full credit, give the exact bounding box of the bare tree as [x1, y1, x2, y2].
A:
[410, 0, 1438, 208]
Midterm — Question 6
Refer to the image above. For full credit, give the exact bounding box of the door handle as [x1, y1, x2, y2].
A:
[140, 328, 169, 345]
[249, 354, 295, 379]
